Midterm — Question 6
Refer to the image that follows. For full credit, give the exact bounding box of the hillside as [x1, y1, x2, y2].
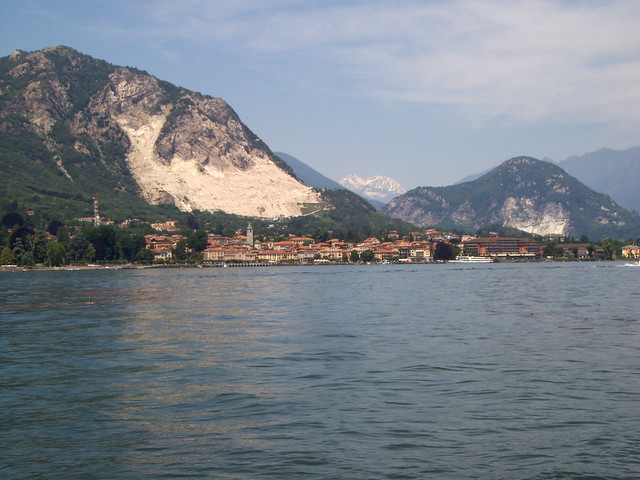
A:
[0, 46, 321, 220]
[383, 157, 640, 240]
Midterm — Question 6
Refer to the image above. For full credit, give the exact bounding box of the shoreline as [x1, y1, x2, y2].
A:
[1, 258, 628, 272]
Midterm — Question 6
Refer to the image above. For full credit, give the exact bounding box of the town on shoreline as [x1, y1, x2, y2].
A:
[3, 214, 640, 271]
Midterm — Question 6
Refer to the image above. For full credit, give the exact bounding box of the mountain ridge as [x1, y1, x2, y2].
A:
[559, 146, 640, 213]
[383, 156, 640, 239]
[0, 46, 321, 219]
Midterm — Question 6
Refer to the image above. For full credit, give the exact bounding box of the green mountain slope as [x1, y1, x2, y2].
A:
[383, 157, 640, 240]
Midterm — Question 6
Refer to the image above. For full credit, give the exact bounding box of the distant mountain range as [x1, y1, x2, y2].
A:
[383, 157, 640, 239]
[338, 174, 406, 204]
[558, 147, 640, 213]
[457, 147, 640, 214]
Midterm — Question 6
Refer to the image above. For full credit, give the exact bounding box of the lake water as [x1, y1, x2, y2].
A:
[1, 262, 639, 479]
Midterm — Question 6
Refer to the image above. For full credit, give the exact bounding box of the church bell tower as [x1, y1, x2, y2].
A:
[246, 222, 254, 246]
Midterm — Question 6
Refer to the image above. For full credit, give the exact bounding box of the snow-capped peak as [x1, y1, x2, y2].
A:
[339, 174, 406, 203]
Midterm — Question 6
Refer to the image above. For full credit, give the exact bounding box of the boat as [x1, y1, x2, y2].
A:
[449, 256, 493, 263]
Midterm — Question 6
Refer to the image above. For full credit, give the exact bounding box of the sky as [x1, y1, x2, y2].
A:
[2, 0, 640, 189]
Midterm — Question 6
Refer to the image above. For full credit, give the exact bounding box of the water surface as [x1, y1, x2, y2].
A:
[1, 263, 639, 479]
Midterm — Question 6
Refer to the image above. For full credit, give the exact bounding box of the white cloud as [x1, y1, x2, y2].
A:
[133, 0, 640, 129]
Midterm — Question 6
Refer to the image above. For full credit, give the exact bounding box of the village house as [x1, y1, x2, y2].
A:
[145, 234, 184, 260]
[622, 244, 640, 259]
[151, 220, 178, 232]
[258, 249, 298, 263]
[558, 243, 606, 260]
[203, 246, 258, 262]
[272, 240, 298, 251]
[290, 237, 315, 246]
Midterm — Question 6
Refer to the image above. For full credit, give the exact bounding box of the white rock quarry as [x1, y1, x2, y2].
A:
[501, 197, 569, 236]
[116, 108, 320, 218]
[95, 68, 321, 219]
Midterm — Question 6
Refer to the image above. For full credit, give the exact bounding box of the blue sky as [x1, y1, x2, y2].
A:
[2, 0, 639, 188]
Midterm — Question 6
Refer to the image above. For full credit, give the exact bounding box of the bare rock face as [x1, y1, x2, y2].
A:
[1, 46, 321, 219]
[499, 197, 569, 236]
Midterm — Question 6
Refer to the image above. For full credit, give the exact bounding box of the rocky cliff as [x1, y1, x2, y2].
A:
[383, 157, 640, 239]
[0, 46, 321, 218]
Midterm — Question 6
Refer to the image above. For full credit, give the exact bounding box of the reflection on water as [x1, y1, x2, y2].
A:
[1, 264, 639, 479]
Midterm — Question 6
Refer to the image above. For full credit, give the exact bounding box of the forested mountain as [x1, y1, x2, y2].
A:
[383, 157, 640, 239]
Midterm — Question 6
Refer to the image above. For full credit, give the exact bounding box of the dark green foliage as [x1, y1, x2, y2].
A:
[117, 231, 147, 261]
[83, 225, 118, 261]
[68, 233, 90, 261]
[1, 212, 24, 229]
[172, 238, 188, 261]
[433, 241, 457, 261]
[187, 230, 208, 253]
[9, 226, 34, 250]
[47, 219, 64, 235]
[45, 241, 67, 266]
[135, 248, 155, 264]
[359, 250, 375, 262]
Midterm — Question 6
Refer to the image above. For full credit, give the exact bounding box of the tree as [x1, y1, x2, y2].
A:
[21, 251, 36, 267]
[11, 238, 26, 265]
[84, 243, 96, 262]
[45, 241, 67, 267]
[349, 250, 360, 263]
[83, 226, 117, 260]
[68, 233, 90, 261]
[0, 246, 14, 265]
[9, 226, 35, 251]
[117, 232, 147, 261]
[542, 242, 559, 258]
[56, 226, 71, 244]
[1, 212, 24, 229]
[135, 248, 155, 264]
[187, 230, 208, 253]
[47, 219, 65, 236]
[433, 242, 456, 261]
[172, 239, 188, 261]
[360, 249, 375, 262]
